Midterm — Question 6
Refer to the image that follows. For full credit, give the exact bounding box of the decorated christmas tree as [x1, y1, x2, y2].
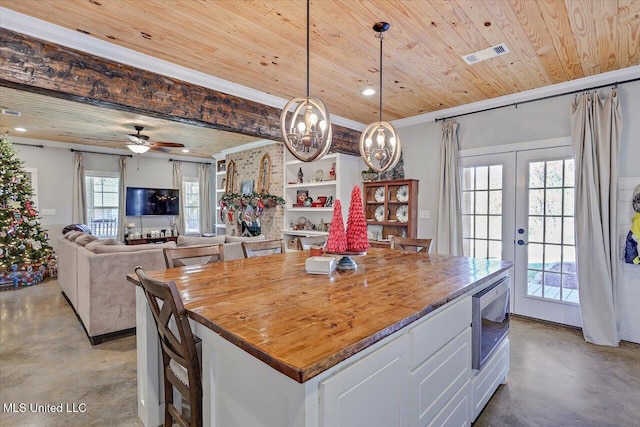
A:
[325, 199, 347, 253]
[0, 134, 55, 288]
[346, 185, 370, 252]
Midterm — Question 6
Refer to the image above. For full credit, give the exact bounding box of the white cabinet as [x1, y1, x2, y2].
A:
[214, 158, 226, 235]
[408, 297, 472, 427]
[471, 338, 509, 421]
[320, 336, 409, 427]
[317, 296, 474, 427]
[428, 381, 472, 427]
[282, 153, 362, 250]
[409, 328, 472, 427]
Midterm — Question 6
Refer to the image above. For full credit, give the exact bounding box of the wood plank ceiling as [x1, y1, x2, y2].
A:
[1, 0, 639, 158]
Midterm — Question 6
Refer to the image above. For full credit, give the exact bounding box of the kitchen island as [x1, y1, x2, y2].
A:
[129, 248, 512, 427]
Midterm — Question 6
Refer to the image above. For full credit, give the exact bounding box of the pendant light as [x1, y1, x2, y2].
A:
[359, 22, 401, 173]
[280, 0, 332, 162]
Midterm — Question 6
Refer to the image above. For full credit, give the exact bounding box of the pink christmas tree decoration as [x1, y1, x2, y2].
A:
[325, 200, 347, 253]
[346, 185, 370, 252]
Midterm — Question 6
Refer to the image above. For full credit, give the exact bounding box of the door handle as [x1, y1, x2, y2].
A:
[517, 239, 528, 246]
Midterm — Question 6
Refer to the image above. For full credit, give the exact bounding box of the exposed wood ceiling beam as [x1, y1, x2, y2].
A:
[0, 28, 361, 155]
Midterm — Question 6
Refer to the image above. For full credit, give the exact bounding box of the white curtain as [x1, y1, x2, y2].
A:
[172, 161, 185, 235]
[117, 157, 127, 241]
[434, 120, 463, 255]
[198, 163, 212, 234]
[72, 152, 87, 224]
[570, 89, 621, 346]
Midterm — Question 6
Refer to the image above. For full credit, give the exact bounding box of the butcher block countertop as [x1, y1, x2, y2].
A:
[127, 248, 511, 383]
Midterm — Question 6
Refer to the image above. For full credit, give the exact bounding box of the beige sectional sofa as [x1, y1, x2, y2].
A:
[56, 232, 264, 344]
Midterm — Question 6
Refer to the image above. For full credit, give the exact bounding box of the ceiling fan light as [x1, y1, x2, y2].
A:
[127, 144, 150, 154]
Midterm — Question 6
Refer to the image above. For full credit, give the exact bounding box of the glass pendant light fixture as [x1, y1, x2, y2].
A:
[359, 22, 401, 173]
[280, 0, 332, 162]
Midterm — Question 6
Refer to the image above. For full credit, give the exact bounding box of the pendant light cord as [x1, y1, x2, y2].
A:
[378, 32, 384, 123]
[306, 0, 310, 99]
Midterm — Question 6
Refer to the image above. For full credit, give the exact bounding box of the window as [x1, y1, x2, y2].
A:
[85, 173, 119, 238]
[183, 179, 200, 234]
[525, 159, 578, 303]
[462, 165, 503, 259]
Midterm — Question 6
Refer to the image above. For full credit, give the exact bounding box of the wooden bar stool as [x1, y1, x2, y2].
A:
[135, 267, 202, 427]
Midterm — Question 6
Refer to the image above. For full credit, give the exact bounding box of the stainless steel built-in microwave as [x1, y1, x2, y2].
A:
[472, 277, 510, 370]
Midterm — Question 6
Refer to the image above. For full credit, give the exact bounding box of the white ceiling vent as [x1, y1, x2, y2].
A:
[2, 109, 22, 117]
[462, 43, 510, 65]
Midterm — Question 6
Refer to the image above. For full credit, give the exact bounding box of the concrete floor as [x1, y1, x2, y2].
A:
[1, 279, 639, 426]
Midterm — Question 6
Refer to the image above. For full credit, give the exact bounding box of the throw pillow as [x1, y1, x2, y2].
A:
[66, 230, 84, 241]
[85, 238, 123, 251]
[75, 234, 99, 246]
[62, 224, 92, 234]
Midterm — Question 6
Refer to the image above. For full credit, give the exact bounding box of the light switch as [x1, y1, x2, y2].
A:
[419, 210, 430, 219]
[41, 208, 56, 216]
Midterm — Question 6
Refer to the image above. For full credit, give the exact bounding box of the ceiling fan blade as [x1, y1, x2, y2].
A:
[126, 134, 142, 144]
[152, 142, 186, 148]
[151, 146, 171, 153]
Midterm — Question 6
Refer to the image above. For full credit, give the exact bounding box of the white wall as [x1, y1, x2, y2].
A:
[13, 141, 208, 251]
[397, 80, 640, 343]
[398, 80, 640, 240]
[617, 178, 640, 343]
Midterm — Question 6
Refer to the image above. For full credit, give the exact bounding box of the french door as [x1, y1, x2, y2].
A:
[461, 145, 581, 327]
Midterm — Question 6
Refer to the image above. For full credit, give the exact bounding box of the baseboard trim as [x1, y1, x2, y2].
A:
[510, 313, 583, 331]
[510, 313, 639, 346]
[89, 327, 136, 346]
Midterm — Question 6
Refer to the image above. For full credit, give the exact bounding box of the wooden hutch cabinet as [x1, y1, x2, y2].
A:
[363, 179, 418, 247]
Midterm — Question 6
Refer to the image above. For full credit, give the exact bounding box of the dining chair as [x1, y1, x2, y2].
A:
[242, 239, 286, 258]
[134, 267, 202, 427]
[297, 235, 327, 251]
[389, 236, 432, 253]
[163, 244, 224, 268]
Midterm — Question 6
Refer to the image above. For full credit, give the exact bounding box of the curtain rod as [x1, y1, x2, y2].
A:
[70, 148, 132, 158]
[169, 158, 212, 165]
[435, 77, 640, 123]
[13, 142, 44, 148]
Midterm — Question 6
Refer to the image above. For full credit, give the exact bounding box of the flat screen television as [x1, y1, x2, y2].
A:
[126, 187, 180, 216]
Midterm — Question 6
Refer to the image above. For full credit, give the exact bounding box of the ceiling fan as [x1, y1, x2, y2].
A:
[126, 125, 185, 154]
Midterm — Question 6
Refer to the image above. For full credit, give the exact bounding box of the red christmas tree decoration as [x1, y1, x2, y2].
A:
[325, 200, 347, 253]
[346, 185, 370, 252]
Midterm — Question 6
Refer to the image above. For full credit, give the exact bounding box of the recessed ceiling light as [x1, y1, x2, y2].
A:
[181, 149, 190, 153]
[361, 88, 376, 96]
[14, 127, 27, 132]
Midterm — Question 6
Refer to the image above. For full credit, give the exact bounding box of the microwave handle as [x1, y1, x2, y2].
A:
[478, 279, 510, 311]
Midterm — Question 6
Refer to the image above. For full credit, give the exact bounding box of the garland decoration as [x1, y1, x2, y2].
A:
[220, 192, 285, 211]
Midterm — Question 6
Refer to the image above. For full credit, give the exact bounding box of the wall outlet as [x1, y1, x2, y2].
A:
[419, 210, 430, 219]
[40, 208, 56, 216]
